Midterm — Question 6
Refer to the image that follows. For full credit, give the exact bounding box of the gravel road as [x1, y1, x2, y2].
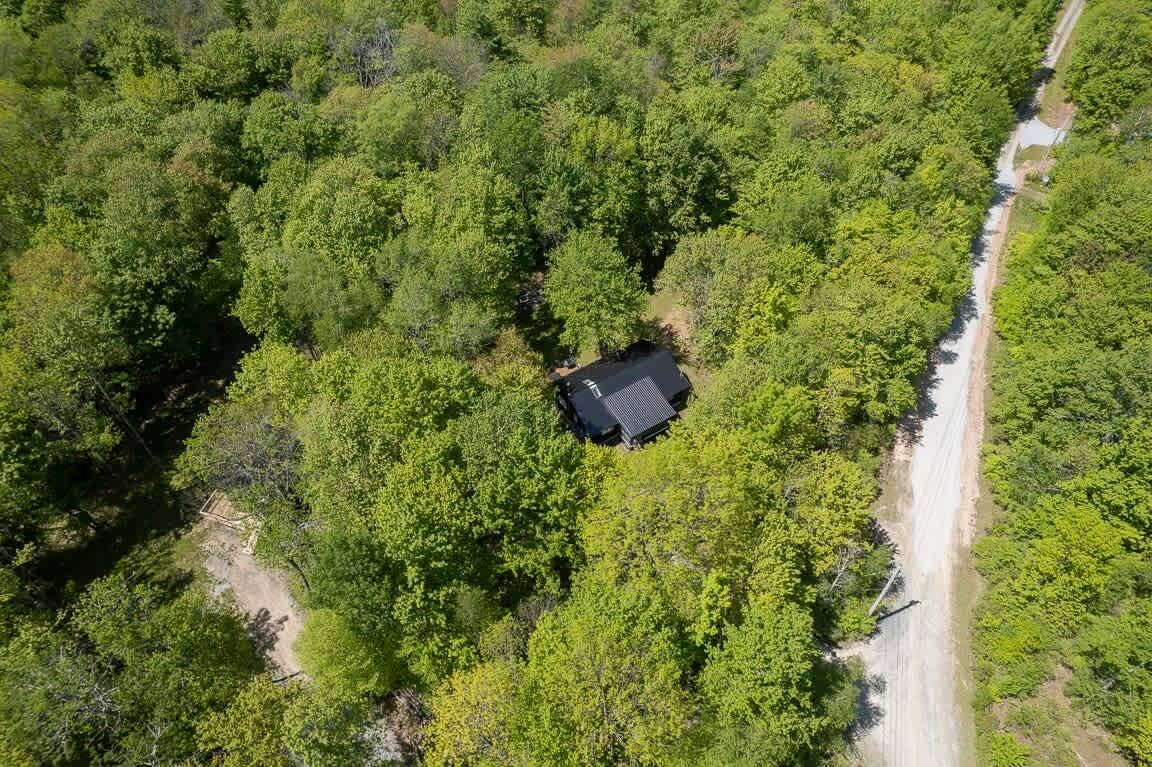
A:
[856, 2, 1084, 764]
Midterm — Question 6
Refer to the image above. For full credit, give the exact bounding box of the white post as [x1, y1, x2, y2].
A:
[869, 564, 903, 617]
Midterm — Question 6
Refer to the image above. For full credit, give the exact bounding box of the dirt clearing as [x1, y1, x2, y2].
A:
[197, 500, 306, 677]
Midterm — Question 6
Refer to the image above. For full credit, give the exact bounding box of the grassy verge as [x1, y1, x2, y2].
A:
[646, 288, 713, 392]
[1037, 17, 1080, 123]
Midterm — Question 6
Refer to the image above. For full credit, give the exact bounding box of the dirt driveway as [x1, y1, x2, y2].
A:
[198, 515, 306, 677]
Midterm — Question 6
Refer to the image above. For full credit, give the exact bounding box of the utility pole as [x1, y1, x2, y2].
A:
[869, 564, 903, 617]
[91, 376, 160, 466]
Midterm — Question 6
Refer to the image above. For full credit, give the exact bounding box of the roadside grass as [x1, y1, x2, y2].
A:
[646, 287, 683, 328]
[956, 353, 1004, 767]
[1006, 186, 1044, 239]
[984, 696, 1079, 767]
[1013, 144, 1049, 166]
[977, 670, 1126, 767]
[1037, 18, 1080, 124]
[958, 178, 1022, 767]
[172, 520, 212, 579]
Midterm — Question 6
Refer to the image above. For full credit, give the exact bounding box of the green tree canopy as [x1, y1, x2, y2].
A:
[519, 579, 693, 767]
[544, 230, 646, 355]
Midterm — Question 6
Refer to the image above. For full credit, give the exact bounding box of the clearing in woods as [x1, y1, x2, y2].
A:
[196, 493, 305, 678]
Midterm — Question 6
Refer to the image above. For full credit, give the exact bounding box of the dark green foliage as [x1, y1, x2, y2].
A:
[0, 576, 263, 765]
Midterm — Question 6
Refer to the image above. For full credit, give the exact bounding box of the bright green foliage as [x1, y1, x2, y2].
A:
[187, 334, 595, 691]
[519, 580, 693, 767]
[537, 112, 645, 254]
[306, 526, 404, 648]
[584, 431, 778, 635]
[787, 452, 875, 575]
[425, 579, 696, 767]
[182, 28, 285, 100]
[297, 608, 398, 697]
[71, 578, 264, 756]
[0, 361, 56, 564]
[699, 598, 825, 765]
[0, 80, 66, 254]
[283, 158, 398, 275]
[0, 577, 263, 766]
[1066, 599, 1152, 762]
[299, 348, 480, 525]
[492, 0, 550, 41]
[282, 685, 372, 767]
[196, 662, 378, 767]
[356, 70, 461, 174]
[243, 91, 333, 168]
[425, 660, 530, 767]
[84, 150, 235, 359]
[445, 393, 590, 592]
[469, 328, 551, 399]
[641, 93, 732, 250]
[98, 24, 179, 79]
[659, 229, 822, 365]
[734, 153, 833, 249]
[975, 60, 1152, 764]
[454, 63, 547, 189]
[544, 230, 646, 355]
[2, 245, 124, 455]
[1066, 0, 1152, 129]
[0, 0, 1074, 761]
[233, 157, 399, 347]
[1063, 421, 1152, 539]
[379, 153, 526, 355]
[978, 731, 1032, 767]
[367, 391, 594, 680]
[197, 677, 300, 767]
[684, 367, 819, 455]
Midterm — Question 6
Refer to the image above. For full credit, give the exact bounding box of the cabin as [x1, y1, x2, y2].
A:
[552, 341, 692, 447]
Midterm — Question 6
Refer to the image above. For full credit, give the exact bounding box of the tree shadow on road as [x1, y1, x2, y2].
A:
[848, 669, 887, 744]
[895, 173, 1014, 450]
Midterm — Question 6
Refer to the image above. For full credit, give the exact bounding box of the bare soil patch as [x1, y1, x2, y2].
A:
[197, 512, 306, 677]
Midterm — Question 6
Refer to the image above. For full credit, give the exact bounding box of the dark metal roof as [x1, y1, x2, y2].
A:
[555, 342, 691, 443]
[602, 377, 678, 442]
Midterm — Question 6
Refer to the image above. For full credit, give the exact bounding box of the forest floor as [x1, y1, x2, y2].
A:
[853, 1, 1085, 765]
[647, 288, 712, 391]
[196, 497, 305, 677]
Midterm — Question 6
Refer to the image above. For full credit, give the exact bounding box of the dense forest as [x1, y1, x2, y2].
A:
[0, 0, 1070, 763]
[974, 2, 1152, 765]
